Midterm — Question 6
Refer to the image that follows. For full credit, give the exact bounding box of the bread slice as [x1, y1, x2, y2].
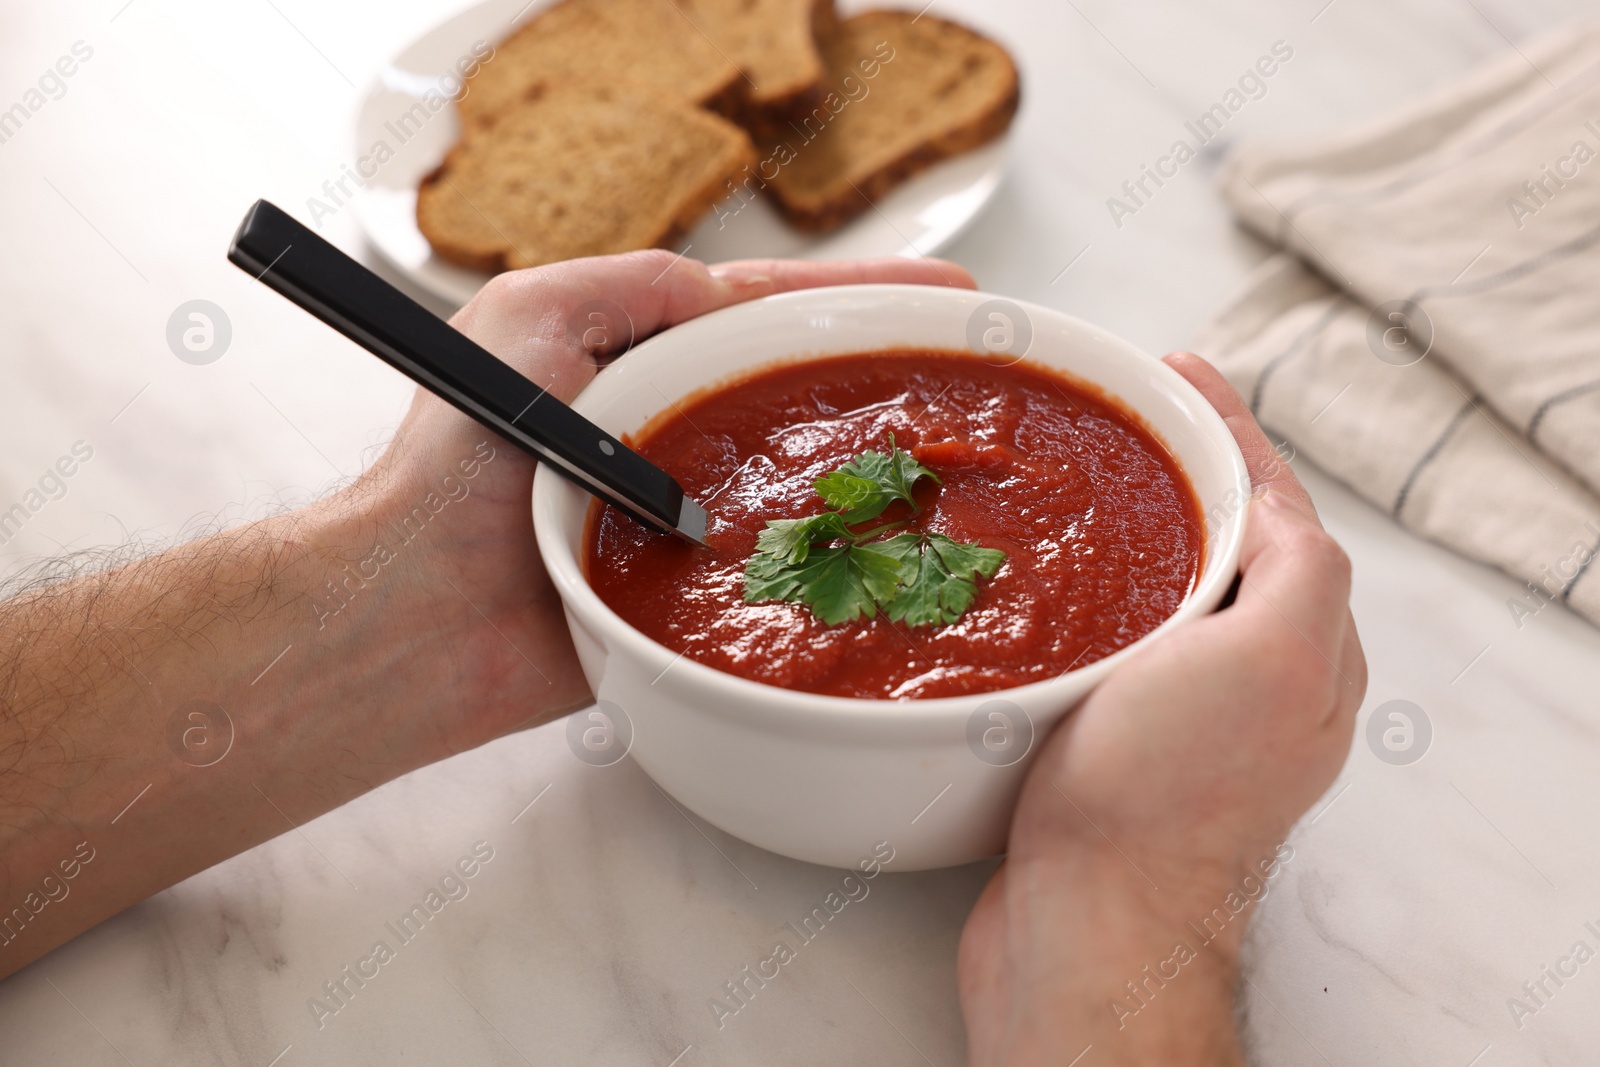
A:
[755, 10, 1020, 231]
[457, 0, 742, 130]
[417, 84, 756, 272]
[678, 0, 835, 118]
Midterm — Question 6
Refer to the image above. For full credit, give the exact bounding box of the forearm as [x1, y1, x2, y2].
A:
[0, 476, 573, 977]
[997, 850, 1246, 1066]
[0, 254, 974, 980]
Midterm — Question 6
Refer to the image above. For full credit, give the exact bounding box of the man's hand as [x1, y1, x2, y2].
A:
[348, 250, 974, 765]
[0, 250, 974, 978]
[957, 352, 1367, 1066]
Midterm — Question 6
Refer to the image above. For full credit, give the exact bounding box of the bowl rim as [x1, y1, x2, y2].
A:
[532, 284, 1251, 728]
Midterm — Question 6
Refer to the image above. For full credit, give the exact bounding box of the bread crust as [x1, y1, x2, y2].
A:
[642, 136, 759, 262]
[777, 74, 1019, 233]
[418, 2, 1020, 270]
[457, 0, 744, 132]
[752, 10, 1017, 233]
[416, 155, 505, 273]
[714, 0, 839, 135]
[417, 90, 757, 273]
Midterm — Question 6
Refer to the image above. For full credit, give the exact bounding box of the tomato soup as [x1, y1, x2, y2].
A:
[584, 350, 1203, 700]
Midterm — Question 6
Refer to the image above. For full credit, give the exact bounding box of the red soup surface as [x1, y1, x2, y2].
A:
[585, 350, 1203, 700]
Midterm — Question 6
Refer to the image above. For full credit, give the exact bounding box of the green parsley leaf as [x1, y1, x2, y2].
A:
[742, 439, 1004, 627]
[742, 550, 804, 603]
[883, 445, 941, 505]
[743, 541, 905, 624]
[927, 534, 1007, 582]
[815, 433, 939, 522]
[869, 531, 924, 568]
[795, 543, 905, 624]
[882, 533, 1007, 627]
[754, 512, 851, 565]
[812, 471, 888, 523]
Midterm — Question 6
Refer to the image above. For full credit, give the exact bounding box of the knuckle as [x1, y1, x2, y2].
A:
[1282, 522, 1352, 590]
[477, 266, 541, 306]
[618, 247, 694, 275]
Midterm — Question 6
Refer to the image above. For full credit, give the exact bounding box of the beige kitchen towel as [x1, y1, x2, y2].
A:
[1193, 19, 1600, 626]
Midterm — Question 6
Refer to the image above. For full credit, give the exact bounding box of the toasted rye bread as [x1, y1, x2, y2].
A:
[755, 10, 1020, 232]
[678, 0, 835, 118]
[457, 0, 742, 130]
[417, 84, 756, 272]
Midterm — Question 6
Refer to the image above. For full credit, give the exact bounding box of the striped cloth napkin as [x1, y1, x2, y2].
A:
[1193, 18, 1600, 628]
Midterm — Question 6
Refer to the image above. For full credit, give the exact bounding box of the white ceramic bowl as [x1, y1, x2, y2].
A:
[532, 286, 1250, 871]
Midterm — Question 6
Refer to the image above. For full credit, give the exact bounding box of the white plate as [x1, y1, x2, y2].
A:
[350, 0, 1012, 307]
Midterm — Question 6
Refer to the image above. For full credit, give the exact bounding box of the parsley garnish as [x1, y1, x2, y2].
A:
[742, 437, 1006, 626]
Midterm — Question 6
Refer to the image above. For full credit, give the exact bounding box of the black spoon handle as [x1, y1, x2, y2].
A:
[226, 199, 707, 545]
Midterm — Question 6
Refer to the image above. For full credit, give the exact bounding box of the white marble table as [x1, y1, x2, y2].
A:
[3, 0, 1599, 1064]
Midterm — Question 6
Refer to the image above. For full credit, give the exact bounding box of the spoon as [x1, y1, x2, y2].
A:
[226, 199, 708, 546]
